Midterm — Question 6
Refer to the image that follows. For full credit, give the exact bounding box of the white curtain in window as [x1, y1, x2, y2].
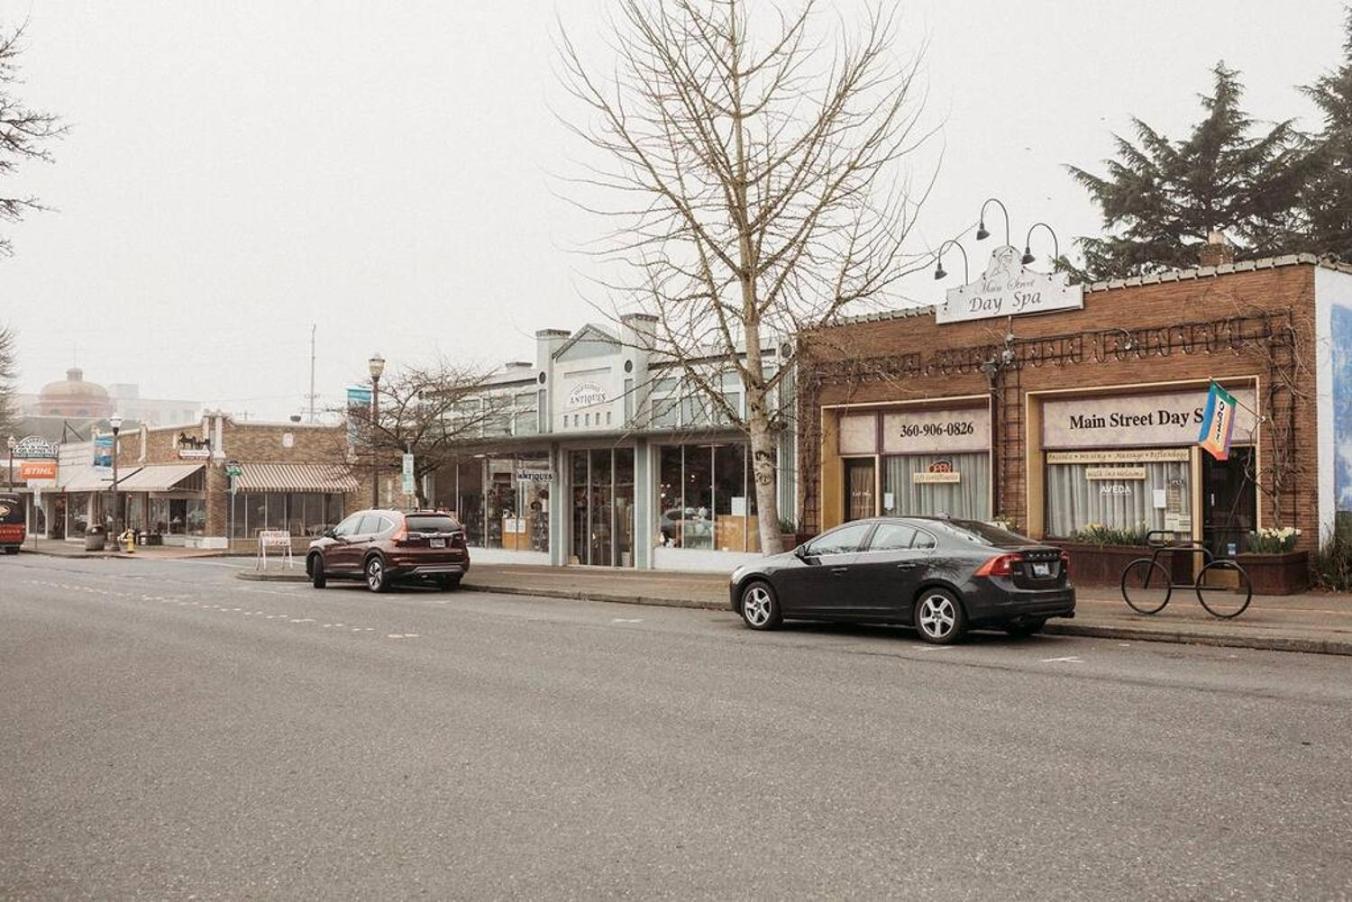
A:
[1046, 461, 1191, 537]
[882, 453, 990, 519]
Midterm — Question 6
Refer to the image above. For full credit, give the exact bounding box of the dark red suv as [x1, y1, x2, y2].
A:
[306, 509, 470, 592]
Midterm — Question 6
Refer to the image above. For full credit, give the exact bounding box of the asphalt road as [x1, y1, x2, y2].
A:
[3, 554, 1351, 900]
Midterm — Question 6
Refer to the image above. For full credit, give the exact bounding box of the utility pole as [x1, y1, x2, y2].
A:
[308, 324, 317, 423]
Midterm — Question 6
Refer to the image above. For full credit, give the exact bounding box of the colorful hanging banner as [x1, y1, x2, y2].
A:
[1197, 382, 1238, 461]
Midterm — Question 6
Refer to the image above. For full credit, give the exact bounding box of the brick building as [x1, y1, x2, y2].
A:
[81, 413, 361, 550]
[798, 249, 1352, 559]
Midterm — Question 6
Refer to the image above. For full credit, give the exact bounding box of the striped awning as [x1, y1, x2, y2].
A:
[234, 463, 359, 493]
[114, 463, 204, 492]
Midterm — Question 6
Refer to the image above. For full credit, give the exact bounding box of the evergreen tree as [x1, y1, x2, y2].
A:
[1066, 63, 1309, 281]
[1299, 8, 1352, 262]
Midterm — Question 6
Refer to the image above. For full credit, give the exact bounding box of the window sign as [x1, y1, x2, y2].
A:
[1042, 389, 1257, 450]
[882, 408, 990, 455]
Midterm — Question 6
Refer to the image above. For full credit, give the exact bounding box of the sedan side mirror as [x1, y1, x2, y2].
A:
[794, 544, 809, 560]
[323, 527, 336, 539]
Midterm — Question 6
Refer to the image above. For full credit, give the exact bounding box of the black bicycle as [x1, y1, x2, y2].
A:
[1120, 531, 1253, 619]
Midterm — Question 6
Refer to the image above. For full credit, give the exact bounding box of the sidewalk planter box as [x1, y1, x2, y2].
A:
[1049, 542, 1152, 588]
[1234, 551, 1309, 595]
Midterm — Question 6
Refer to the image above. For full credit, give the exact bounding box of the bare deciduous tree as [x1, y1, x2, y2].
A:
[0, 324, 17, 437]
[337, 360, 513, 509]
[558, 0, 935, 553]
[1, 22, 64, 258]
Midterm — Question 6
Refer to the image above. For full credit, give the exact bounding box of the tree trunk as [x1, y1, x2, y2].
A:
[746, 381, 784, 555]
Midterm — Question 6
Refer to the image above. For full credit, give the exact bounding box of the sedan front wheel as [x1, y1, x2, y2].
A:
[739, 581, 781, 630]
[915, 589, 966, 645]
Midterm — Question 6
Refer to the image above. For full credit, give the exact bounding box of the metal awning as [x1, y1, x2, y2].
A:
[61, 467, 138, 493]
[234, 464, 359, 493]
[114, 463, 205, 493]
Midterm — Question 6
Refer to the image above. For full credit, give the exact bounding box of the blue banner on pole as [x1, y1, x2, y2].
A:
[346, 387, 372, 447]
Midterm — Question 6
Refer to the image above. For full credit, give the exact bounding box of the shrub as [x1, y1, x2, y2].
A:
[1314, 536, 1352, 590]
[1068, 522, 1149, 546]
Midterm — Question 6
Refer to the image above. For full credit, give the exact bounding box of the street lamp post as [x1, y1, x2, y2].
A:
[368, 353, 386, 509]
[109, 414, 123, 546]
[6, 435, 15, 488]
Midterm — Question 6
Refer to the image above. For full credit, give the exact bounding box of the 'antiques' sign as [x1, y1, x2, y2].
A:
[1042, 388, 1257, 450]
[883, 407, 990, 456]
[566, 382, 608, 410]
[936, 246, 1084, 325]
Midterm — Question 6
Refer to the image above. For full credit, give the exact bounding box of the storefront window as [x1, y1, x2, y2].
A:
[1046, 457, 1192, 540]
[881, 452, 991, 520]
[655, 443, 755, 551]
[228, 493, 345, 539]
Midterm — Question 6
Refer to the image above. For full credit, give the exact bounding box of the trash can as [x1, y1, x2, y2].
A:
[85, 526, 107, 552]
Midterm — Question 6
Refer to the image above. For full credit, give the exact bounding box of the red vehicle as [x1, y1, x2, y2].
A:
[0, 492, 25, 554]
[306, 509, 469, 592]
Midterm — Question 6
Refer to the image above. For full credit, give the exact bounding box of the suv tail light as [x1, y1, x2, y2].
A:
[1060, 550, 1071, 575]
[975, 553, 1021, 578]
[391, 524, 411, 547]
[451, 531, 466, 549]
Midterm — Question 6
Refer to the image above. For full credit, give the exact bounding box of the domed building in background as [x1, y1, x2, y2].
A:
[36, 368, 114, 419]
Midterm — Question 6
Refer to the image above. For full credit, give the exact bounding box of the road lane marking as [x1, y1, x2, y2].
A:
[1041, 655, 1084, 664]
[611, 618, 643, 624]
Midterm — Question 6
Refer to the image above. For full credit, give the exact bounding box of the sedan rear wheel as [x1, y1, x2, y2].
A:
[915, 589, 966, 645]
[739, 581, 781, 630]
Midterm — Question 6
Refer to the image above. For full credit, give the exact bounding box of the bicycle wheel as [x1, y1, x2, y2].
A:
[1121, 558, 1172, 614]
[1195, 560, 1253, 619]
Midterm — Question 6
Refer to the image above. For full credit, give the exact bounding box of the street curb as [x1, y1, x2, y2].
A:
[1042, 622, 1352, 656]
[235, 570, 309, 582]
[462, 583, 1352, 656]
[462, 583, 725, 611]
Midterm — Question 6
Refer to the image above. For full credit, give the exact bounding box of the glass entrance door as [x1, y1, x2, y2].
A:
[1202, 447, 1257, 557]
[844, 458, 876, 521]
[569, 448, 635, 566]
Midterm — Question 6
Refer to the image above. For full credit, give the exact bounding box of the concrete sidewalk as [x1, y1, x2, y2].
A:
[17, 538, 225, 561]
[456, 563, 1352, 657]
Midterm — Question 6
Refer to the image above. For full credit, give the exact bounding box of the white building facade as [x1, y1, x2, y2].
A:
[424, 315, 797, 572]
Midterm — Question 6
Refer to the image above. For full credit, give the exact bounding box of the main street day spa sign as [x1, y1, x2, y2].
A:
[936, 245, 1084, 325]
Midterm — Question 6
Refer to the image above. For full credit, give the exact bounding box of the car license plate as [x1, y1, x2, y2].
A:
[430, 538, 446, 549]
[1032, 562, 1050, 577]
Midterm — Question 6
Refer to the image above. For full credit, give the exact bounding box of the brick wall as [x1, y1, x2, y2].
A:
[798, 264, 1321, 551]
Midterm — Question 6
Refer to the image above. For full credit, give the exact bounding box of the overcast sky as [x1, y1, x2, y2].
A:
[1, 0, 1347, 419]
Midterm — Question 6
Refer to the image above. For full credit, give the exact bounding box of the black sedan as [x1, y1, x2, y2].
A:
[729, 517, 1075, 644]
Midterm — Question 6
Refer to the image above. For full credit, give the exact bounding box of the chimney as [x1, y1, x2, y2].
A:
[1199, 230, 1236, 268]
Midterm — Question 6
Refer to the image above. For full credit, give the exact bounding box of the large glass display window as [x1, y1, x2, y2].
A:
[1045, 450, 1192, 540]
[656, 442, 759, 552]
[881, 452, 991, 520]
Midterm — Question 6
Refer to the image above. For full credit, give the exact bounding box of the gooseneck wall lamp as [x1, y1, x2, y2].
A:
[1022, 222, 1061, 267]
[975, 197, 1011, 246]
[933, 239, 970, 284]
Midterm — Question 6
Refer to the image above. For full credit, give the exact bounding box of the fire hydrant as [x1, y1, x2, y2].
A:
[119, 528, 136, 554]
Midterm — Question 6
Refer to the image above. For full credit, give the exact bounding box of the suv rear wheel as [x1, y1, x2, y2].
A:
[365, 556, 390, 593]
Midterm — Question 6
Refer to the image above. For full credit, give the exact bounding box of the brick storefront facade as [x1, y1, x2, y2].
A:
[112, 415, 361, 550]
[798, 256, 1352, 557]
